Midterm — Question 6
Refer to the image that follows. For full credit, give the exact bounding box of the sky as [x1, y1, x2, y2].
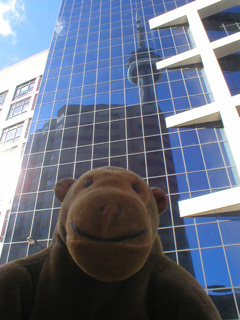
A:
[0, 0, 61, 71]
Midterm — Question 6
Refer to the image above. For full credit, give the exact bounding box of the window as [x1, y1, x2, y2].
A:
[7, 97, 30, 119]
[13, 79, 35, 100]
[0, 91, 7, 106]
[0, 123, 23, 147]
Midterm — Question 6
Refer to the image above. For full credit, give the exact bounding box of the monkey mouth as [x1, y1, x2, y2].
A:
[71, 221, 148, 243]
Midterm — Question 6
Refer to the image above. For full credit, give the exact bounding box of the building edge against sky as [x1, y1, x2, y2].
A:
[0, 50, 48, 253]
[0, 0, 240, 318]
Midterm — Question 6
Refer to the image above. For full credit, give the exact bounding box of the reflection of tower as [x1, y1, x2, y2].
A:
[127, 9, 161, 104]
[127, 7, 196, 277]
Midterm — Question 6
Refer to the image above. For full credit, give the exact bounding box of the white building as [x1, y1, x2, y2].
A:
[0, 50, 48, 252]
[149, 0, 240, 218]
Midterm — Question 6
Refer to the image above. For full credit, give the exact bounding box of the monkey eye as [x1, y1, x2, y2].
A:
[85, 179, 93, 188]
[132, 184, 140, 194]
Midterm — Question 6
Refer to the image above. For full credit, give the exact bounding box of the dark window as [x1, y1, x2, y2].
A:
[23, 168, 41, 193]
[93, 143, 109, 159]
[0, 244, 10, 265]
[110, 156, 127, 168]
[95, 110, 109, 123]
[145, 136, 162, 151]
[75, 161, 91, 178]
[175, 226, 198, 250]
[111, 107, 124, 121]
[50, 210, 59, 238]
[158, 228, 175, 251]
[128, 138, 144, 154]
[60, 148, 76, 164]
[111, 120, 126, 141]
[127, 117, 142, 139]
[62, 128, 78, 148]
[28, 153, 44, 168]
[143, 115, 160, 136]
[31, 210, 51, 240]
[168, 174, 189, 194]
[110, 141, 126, 157]
[76, 146, 92, 161]
[36, 191, 54, 210]
[80, 112, 94, 125]
[147, 151, 165, 177]
[93, 158, 109, 169]
[65, 115, 79, 128]
[8, 243, 28, 262]
[46, 131, 62, 151]
[39, 166, 57, 191]
[4, 214, 16, 242]
[78, 125, 93, 146]
[209, 289, 238, 320]
[166, 149, 185, 174]
[12, 212, 33, 241]
[43, 150, 59, 166]
[178, 250, 205, 287]
[94, 123, 109, 143]
[128, 153, 146, 177]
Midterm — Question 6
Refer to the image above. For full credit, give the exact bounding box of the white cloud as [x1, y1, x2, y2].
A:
[0, 0, 25, 37]
[55, 18, 66, 35]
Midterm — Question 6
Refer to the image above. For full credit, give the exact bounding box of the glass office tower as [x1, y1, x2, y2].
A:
[1, 0, 240, 318]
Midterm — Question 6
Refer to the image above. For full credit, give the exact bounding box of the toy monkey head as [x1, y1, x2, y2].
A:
[54, 167, 168, 282]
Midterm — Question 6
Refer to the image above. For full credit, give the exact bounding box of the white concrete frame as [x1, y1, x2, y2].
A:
[149, 0, 240, 217]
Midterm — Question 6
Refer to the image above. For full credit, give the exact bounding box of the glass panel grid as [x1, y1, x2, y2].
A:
[203, 5, 240, 42]
[2, 1, 240, 318]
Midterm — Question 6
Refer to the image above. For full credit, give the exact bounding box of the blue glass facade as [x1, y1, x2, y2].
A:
[1, 0, 240, 318]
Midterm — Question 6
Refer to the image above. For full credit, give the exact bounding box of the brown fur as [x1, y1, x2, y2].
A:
[0, 167, 221, 319]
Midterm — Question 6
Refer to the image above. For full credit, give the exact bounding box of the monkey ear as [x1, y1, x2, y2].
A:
[54, 178, 76, 202]
[151, 188, 168, 216]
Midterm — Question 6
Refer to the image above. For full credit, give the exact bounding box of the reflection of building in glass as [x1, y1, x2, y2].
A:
[0, 51, 48, 252]
[127, 6, 195, 275]
[1, 1, 240, 318]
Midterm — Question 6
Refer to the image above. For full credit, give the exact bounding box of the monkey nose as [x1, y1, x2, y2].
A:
[99, 204, 121, 215]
